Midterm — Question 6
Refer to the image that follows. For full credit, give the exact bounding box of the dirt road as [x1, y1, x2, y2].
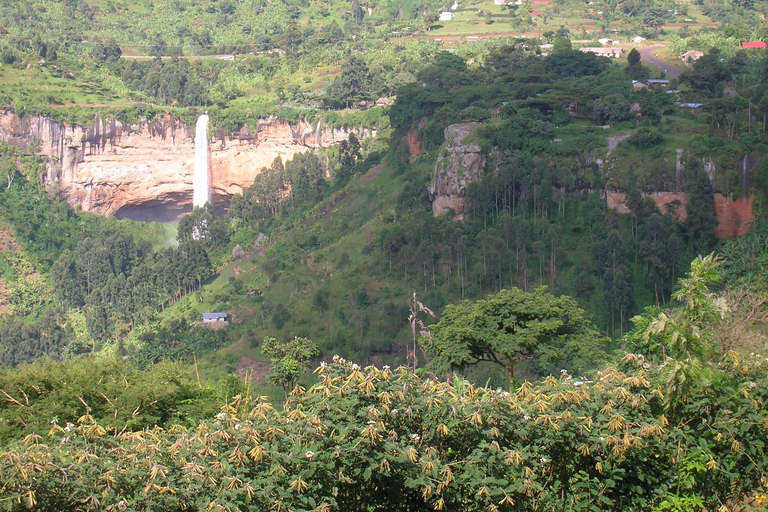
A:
[639, 46, 681, 77]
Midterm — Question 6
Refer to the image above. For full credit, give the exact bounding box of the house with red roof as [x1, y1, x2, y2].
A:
[741, 41, 767, 49]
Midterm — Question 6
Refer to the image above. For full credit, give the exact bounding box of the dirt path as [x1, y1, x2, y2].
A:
[606, 130, 634, 156]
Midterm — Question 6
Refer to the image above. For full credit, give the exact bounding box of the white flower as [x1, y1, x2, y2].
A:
[320, 361, 327, 368]
[305, 451, 315, 459]
[235, 424, 241, 430]
[383, 365, 390, 370]
[411, 434, 420, 442]
[391, 409, 398, 415]
[368, 420, 377, 425]
[352, 363, 360, 370]
[540, 457, 547, 464]
[523, 415, 530, 421]
[332, 355, 340, 363]
[64, 422, 73, 432]
[216, 412, 226, 420]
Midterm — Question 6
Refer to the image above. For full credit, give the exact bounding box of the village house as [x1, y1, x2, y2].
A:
[202, 312, 228, 324]
[680, 50, 704, 69]
[646, 79, 670, 87]
[579, 47, 624, 58]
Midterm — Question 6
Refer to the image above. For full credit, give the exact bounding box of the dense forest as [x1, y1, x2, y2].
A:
[2, 0, 768, 509]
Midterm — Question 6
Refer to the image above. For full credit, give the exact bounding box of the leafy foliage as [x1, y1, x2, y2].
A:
[260, 336, 319, 398]
[2, 356, 768, 511]
[425, 287, 608, 383]
[0, 357, 219, 444]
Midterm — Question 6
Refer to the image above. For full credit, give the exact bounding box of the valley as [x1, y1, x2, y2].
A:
[1, 0, 768, 509]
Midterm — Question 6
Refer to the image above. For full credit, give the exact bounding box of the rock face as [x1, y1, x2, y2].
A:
[429, 123, 485, 219]
[426, 123, 755, 238]
[0, 110, 371, 220]
[607, 191, 754, 238]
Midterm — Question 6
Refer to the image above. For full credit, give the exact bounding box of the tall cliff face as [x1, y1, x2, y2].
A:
[0, 111, 371, 220]
[429, 123, 485, 219]
[607, 191, 754, 238]
[428, 123, 754, 238]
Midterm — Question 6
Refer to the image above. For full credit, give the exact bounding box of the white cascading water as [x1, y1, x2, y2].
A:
[193, 114, 211, 208]
[742, 155, 748, 199]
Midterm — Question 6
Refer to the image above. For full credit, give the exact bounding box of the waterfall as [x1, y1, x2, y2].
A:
[193, 114, 211, 208]
[742, 155, 748, 199]
[315, 119, 322, 147]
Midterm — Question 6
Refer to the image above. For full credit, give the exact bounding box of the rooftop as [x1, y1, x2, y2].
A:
[202, 312, 228, 319]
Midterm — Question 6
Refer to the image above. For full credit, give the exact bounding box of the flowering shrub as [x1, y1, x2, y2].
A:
[1, 355, 768, 511]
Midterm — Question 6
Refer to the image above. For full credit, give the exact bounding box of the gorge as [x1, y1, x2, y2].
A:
[0, 110, 372, 221]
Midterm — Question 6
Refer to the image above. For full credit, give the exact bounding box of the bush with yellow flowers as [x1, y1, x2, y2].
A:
[2, 352, 768, 512]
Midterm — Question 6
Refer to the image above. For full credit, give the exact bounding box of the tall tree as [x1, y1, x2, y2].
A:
[683, 161, 718, 255]
[261, 336, 319, 399]
[424, 287, 607, 384]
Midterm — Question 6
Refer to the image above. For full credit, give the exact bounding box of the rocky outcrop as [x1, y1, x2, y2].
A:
[0, 111, 372, 220]
[429, 123, 485, 219]
[426, 124, 755, 237]
[607, 191, 754, 238]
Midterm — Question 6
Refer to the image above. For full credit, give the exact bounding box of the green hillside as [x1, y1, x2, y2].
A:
[2, 0, 768, 508]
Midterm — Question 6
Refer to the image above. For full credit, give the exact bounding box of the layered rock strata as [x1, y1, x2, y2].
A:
[0, 111, 371, 219]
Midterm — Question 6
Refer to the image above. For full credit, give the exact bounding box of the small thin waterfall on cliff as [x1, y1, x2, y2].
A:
[315, 120, 322, 147]
[742, 155, 748, 199]
[193, 114, 211, 208]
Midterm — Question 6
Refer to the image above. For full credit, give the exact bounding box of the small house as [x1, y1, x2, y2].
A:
[646, 79, 670, 87]
[632, 36, 646, 43]
[202, 312, 228, 323]
[741, 41, 767, 49]
[375, 97, 389, 106]
[680, 50, 704, 68]
[579, 47, 624, 58]
[439, 11, 454, 21]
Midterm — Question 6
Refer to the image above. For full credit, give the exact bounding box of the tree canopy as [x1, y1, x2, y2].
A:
[425, 287, 607, 383]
